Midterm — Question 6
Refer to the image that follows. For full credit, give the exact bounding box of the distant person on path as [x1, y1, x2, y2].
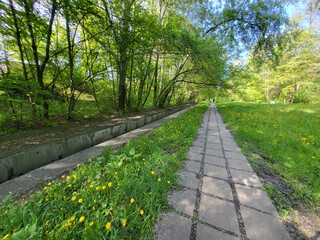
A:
[212, 99, 215, 103]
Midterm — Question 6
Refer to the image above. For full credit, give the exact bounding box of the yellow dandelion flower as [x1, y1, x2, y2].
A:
[2, 233, 9, 240]
[102, 186, 106, 190]
[149, 192, 152, 195]
[158, 178, 161, 182]
[79, 216, 85, 223]
[151, 171, 154, 175]
[122, 219, 127, 227]
[68, 184, 72, 187]
[89, 221, 94, 226]
[62, 175, 65, 178]
[115, 172, 118, 175]
[87, 180, 91, 183]
[78, 198, 83, 203]
[130, 198, 134, 203]
[108, 182, 112, 187]
[312, 156, 315, 159]
[70, 216, 75, 221]
[24, 201, 28, 204]
[66, 176, 70, 179]
[71, 196, 76, 201]
[167, 181, 170, 184]
[140, 210, 144, 215]
[106, 222, 111, 230]
[48, 182, 51, 186]
[46, 198, 49, 202]
[90, 185, 93, 188]
[96, 187, 100, 191]
[137, 169, 140, 171]
[43, 187, 47, 190]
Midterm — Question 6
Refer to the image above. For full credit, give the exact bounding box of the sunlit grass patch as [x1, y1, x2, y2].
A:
[216, 102, 320, 208]
[0, 101, 210, 239]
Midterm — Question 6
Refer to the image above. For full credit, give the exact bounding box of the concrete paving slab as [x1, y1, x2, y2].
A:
[223, 144, 240, 152]
[207, 137, 221, 145]
[168, 188, 197, 216]
[202, 176, 233, 200]
[204, 155, 225, 167]
[230, 169, 262, 188]
[207, 131, 219, 136]
[178, 170, 198, 190]
[193, 141, 205, 148]
[189, 146, 204, 154]
[187, 151, 203, 161]
[228, 159, 253, 171]
[206, 143, 222, 151]
[184, 160, 201, 173]
[206, 148, 224, 158]
[225, 152, 247, 161]
[235, 184, 277, 214]
[241, 206, 291, 240]
[155, 212, 192, 240]
[197, 223, 239, 240]
[204, 163, 228, 180]
[199, 195, 240, 234]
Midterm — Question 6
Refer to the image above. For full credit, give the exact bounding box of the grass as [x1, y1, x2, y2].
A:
[0, 101, 210, 239]
[216, 102, 320, 209]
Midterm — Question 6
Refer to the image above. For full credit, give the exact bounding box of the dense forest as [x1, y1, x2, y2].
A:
[0, 0, 318, 130]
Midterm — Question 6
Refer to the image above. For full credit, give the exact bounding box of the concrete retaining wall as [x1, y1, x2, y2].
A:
[0, 105, 191, 183]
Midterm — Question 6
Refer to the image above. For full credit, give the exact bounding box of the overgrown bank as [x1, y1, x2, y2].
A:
[0, 102, 210, 239]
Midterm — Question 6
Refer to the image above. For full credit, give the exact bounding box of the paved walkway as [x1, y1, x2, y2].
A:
[155, 104, 291, 240]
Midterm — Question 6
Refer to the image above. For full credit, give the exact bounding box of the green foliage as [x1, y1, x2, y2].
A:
[0, 102, 210, 239]
[217, 102, 320, 208]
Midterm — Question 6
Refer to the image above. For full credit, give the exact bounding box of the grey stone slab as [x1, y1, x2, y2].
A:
[193, 141, 205, 148]
[184, 160, 201, 173]
[235, 184, 277, 214]
[189, 146, 204, 154]
[225, 151, 247, 161]
[223, 143, 239, 151]
[206, 148, 224, 158]
[225, 152, 247, 161]
[224, 145, 241, 153]
[207, 137, 221, 144]
[178, 170, 198, 190]
[187, 151, 203, 161]
[202, 176, 233, 200]
[228, 159, 253, 171]
[221, 132, 233, 138]
[230, 169, 262, 187]
[207, 131, 219, 137]
[204, 163, 228, 180]
[168, 188, 196, 215]
[204, 155, 225, 167]
[199, 195, 240, 234]
[241, 206, 291, 240]
[155, 212, 192, 240]
[197, 223, 239, 240]
[206, 143, 222, 151]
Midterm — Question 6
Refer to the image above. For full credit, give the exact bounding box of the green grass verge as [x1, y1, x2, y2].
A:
[216, 102, 320, 208]
[0, 101, 210, 239]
